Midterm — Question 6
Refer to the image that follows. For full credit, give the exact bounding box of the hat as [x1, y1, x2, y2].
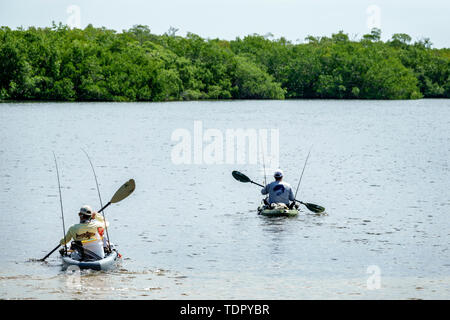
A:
[274, 169, 283, 178]
[79, 205, 93, 216]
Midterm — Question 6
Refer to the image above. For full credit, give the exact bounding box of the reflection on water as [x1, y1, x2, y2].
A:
[0, 99, 449, 299]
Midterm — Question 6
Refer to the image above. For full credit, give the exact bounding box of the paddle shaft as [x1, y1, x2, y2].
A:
[40, 244, 61, 261]
[250, 180, 264, 188]
[97, 201, 111, 213]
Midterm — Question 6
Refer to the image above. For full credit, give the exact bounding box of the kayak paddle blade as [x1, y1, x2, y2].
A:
[232, 171, 251, 183]
[304, 202, 325, 213]
[110, 179, 136, 203]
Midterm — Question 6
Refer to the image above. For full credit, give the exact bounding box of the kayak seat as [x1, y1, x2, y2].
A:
[70, 241, 102, 261]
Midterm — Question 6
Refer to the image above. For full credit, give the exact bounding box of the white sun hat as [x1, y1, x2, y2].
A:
[274, 169, 284, 178]
[79, 205, 93, 216]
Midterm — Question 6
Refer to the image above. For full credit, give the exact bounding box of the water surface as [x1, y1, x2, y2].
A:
[0, 99, 449, 299]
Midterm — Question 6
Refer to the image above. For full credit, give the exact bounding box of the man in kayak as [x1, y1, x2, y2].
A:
[60, 205, 109, 260]
[261, 169, 296, 207]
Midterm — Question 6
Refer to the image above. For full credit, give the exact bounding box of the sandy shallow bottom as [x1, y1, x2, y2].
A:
[1, 265, 448, 300]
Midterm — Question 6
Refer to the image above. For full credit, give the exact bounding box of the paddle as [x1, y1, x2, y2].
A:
[39, 179, 136, 262]
[293, 200, 325, 213]
[232, 170, 264, 188]
[97, 179, 136, 213]
[232, 170, 325, 213]
[40, 244, 61, 262]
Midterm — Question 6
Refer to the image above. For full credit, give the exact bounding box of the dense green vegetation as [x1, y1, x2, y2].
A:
[0, 24, 448, 101]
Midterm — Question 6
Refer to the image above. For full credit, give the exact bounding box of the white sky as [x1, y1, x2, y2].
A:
[0, 0, 449, 48]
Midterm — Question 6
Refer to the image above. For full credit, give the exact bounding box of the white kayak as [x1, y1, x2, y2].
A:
[60, 248, 121, 271]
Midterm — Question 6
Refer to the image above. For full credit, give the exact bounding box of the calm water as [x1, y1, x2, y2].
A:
[0, 99, 449, 299]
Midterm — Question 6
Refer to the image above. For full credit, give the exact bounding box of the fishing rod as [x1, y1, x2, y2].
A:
[41, 152, 67, 261]
[260, 138, 267, 186]
[81, 148, 111, 252]
[81, 149, 104, 209]
[294, 146, 313, 200]
[53, 152, 67, 254]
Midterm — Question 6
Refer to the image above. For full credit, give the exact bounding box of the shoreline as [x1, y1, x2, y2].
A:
[1, 97, 448, 104]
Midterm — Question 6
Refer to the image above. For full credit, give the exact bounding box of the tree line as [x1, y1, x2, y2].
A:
[0, 24, 448, 101]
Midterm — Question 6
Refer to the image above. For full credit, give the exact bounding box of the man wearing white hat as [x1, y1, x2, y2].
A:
[60, 205, 109, 260]
[261, 169, 295, 205]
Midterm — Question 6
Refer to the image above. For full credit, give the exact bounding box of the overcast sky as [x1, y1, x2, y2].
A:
[0, 0, 449, 48]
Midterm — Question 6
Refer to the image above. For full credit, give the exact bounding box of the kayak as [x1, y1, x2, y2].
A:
[60, 248, 121, 271]
[257, 202, 299, 217]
